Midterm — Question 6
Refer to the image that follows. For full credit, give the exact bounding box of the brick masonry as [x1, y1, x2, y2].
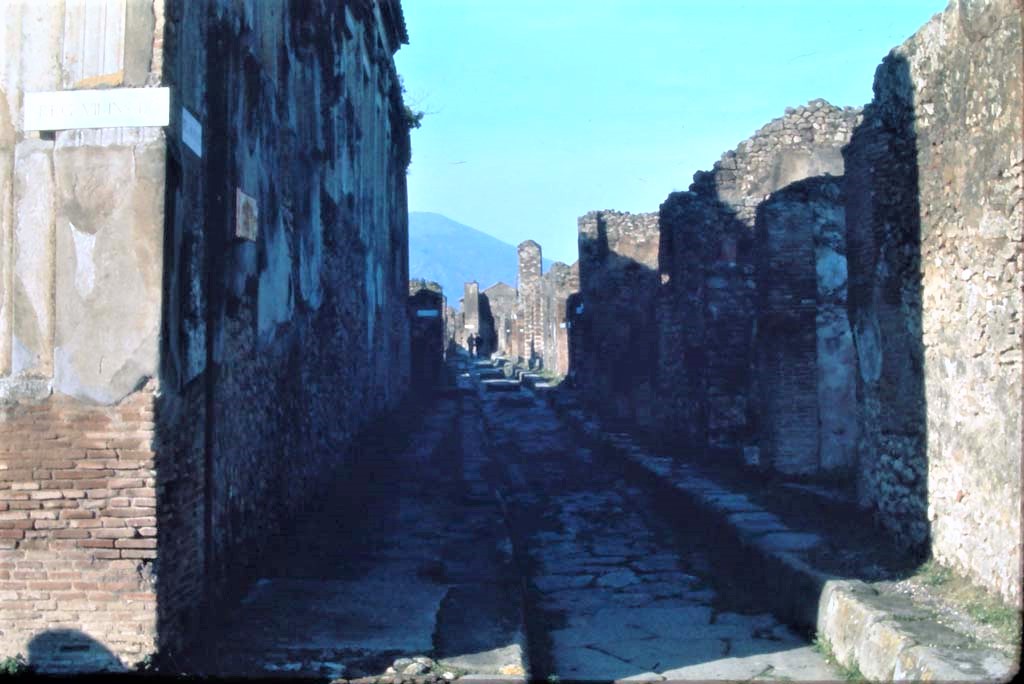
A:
[653, 102, 858, 459]
[517, 241, 544, 368]
[0, 385, 158, 670]
[1, 0, 413, 671]
[754, 177, 857, 475]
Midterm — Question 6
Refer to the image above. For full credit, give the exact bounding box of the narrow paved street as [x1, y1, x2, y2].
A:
[200, 354, 840, 682]
[478, 363, 838, 682]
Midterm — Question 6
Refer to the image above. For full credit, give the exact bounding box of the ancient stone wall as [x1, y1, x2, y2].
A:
[754, 177, 857, 475]
[0, 0, 411, 670]
[540, 262, 579, 376]
[462, 282, 480, 348]
[157, 0, 411, 659]
[656, 101, 859, 460]
[0, 1, 167, 670]
[408, 286, 445, 391]
[517, 241, 543, 367]
[576, 211, 659, 427]
[691, 100, 861, 226]
[844, 0, 1021, 604]
[483, 282, 517, 356]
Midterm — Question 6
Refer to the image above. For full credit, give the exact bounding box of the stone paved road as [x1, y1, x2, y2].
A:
[198, 390, 526, 680]
[195, 355, 841, 682]
[476, 366, 842, 682]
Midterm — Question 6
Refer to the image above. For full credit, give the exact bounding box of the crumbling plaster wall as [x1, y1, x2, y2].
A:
[844, 0, 1022, 604]
[157, 0, 411, 656]
[0, 1, 166, 404]
[0, 0, 166, 670]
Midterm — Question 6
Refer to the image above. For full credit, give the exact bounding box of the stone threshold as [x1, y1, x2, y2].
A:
[530, 386, 1017, 683]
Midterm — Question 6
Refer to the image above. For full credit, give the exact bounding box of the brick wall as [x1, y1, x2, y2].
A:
[654, 102, 859, 461]
[754, 178, 855, 475]
[463, 282, 480, 348]
[517, 241, 544, 367]
[0, 385, 158, 671]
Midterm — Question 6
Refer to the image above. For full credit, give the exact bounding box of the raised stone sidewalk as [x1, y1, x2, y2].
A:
[527, 381, 1018, 683]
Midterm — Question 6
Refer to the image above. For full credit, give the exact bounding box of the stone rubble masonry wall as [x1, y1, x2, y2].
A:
[754, 177, 857, 475]
[844, 0, 1022, 605]
[655, 101, 860, 460]
[540, 262, 579, 376]
[158, 0, 411, 660]
[576, 211, 659, 427]
[483, 282, 517, 356]
[0, 385, 159, 670]
[517, 241, 543, 367]
[692, 99, 862, 227]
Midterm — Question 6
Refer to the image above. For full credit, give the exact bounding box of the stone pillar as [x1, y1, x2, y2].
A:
[463, 281, 479, 347]
[517, 240, 543, 367]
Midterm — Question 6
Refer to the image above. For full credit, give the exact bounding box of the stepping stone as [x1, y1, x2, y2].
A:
[597, 569, 640, 589]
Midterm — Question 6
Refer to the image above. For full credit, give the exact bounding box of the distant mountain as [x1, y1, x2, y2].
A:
[408, 212, 554, 308]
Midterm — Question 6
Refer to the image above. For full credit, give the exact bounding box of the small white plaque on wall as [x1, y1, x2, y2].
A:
[181, 107, 203, 157]
[23, 87, 170, 131]
[235, 189, 259, 241]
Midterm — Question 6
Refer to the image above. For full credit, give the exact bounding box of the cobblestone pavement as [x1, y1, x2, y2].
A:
[476, 367, 842, 682]
[199, 391, 526, 680]
[196, 356, 841, 682]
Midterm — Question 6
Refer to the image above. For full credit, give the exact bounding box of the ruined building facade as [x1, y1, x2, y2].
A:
[844, 0, 1021, 603]
[568, 0, 1021, 606]
[516, 240, 544, 367]
[575, 211, 660, 428]
[1, 0, 411, 670]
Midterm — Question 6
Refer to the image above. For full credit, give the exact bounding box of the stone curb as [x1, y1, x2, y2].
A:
[533, 388, 1016, 683]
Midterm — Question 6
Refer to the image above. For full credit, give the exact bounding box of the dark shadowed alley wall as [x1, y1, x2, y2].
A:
[1, 0, 412, 670]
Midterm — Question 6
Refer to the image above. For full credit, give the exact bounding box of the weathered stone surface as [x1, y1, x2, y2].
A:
[844, 0, 1022, 602]
[539, 261, 578, 376]
[516, 241, 543, 368]
[482, 282, 516, 356]
[1, 0, 413, 672]
[754, 177, 857, 475]
[573, 210, 659, 427]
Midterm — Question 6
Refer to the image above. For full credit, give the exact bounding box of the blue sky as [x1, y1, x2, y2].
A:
[396, 1, 947, 264]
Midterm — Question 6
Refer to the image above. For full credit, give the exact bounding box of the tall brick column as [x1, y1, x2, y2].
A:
[517, 241, 543, 368]
[462, 281, 480, 348]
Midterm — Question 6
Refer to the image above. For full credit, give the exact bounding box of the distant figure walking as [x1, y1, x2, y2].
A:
[468, 334, 477, 358]
[472, 333, 483, 358]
